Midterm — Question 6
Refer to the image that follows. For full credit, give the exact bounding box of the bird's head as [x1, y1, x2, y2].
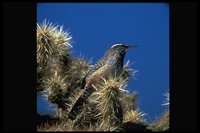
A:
[107, 43, 137, 54]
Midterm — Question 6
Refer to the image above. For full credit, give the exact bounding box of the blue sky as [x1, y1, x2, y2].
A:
[37, 3, 169, 122]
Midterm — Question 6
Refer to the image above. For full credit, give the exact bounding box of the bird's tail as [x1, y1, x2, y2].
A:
[68, 85, 94, 120]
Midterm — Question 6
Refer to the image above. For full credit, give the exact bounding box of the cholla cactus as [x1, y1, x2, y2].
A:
[70, 68, 134, 131]
[37, 20, 169, 131]
[90, 76, 127, 131]
[123, 109, 146, 123]
[148, 92, 170, 131]
[37, 19, 72, 70]
[162, 92, 170, 106]
[37, 19, 72, 92]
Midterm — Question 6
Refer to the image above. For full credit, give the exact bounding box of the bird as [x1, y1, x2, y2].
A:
[68, 43, 137, 120]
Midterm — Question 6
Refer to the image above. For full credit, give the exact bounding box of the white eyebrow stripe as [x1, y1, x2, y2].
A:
[111, 43, 123, 48]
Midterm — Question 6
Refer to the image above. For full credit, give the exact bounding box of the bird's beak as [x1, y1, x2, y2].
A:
[126, 45, 138, 49]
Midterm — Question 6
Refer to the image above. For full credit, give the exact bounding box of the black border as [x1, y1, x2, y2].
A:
[3, 2, 197, 132]
[3, 2, 36, 132]
[170, 2, 197, 132]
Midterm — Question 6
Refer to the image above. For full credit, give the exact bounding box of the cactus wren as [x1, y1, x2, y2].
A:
[68, 43, 137, 120]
